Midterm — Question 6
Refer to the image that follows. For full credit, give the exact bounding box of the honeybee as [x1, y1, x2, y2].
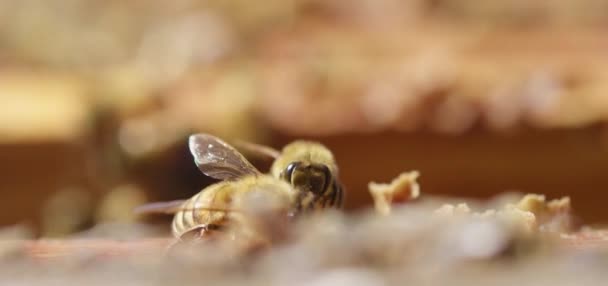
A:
[136, 133, 344, 241]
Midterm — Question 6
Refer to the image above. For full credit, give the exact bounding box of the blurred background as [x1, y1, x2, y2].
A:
[1, 0, 608, 237]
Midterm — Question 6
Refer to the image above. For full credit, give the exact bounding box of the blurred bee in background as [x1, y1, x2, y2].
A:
[136, 133, 344, 242]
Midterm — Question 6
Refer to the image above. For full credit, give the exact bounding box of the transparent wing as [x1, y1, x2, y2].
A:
[189, 134, 261, 180]
[134, 200, 242, 215]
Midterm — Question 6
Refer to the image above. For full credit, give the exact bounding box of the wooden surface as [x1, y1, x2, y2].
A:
[4, 238, 170, 261]
[0, 230, 604, 261]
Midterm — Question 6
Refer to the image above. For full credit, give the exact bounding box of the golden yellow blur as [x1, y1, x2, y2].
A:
[1, 0, 608, 238]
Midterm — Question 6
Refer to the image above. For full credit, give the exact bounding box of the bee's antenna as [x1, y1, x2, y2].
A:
[234, 140, 280, 159]
[134, 200, 186, 215]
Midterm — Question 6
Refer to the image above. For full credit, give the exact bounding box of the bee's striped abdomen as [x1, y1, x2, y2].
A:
[171, 182, 237, 238]
[172, 192, 202, 237]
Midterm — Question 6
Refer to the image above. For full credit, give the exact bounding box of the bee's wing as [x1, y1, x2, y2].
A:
[134, 200, 242, 215]
[189, 134, 261, 180]
[133, 200, 187, 215]
[234, 140, 280, 160]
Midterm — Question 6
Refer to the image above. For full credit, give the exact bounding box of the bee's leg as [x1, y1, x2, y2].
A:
[164, 238, 182, 254]
[163, 226, 207, 256]
[200, 224, 225, 239]
[166, 224, 225, 248]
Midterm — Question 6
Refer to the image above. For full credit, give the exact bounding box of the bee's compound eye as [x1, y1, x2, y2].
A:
[283, 162, 300, 182]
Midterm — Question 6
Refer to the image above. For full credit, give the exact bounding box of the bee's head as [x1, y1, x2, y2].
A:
[270, 141, 342, 211]
[281, 162, 332, 197]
